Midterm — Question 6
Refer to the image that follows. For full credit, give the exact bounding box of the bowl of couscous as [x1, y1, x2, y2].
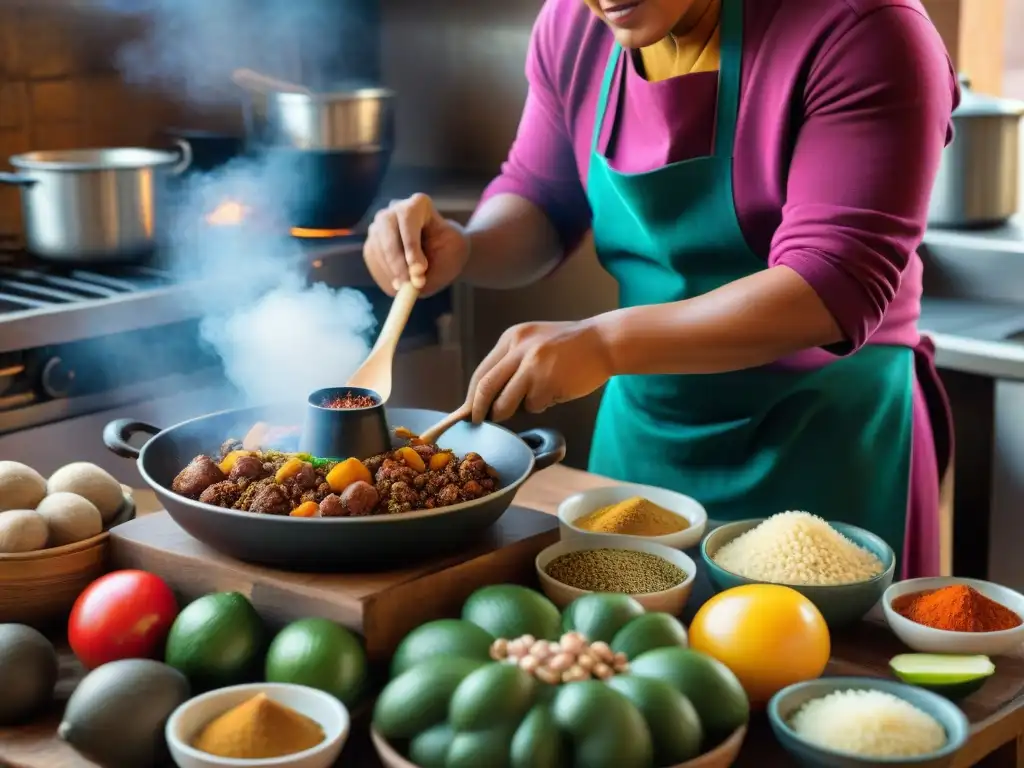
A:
[700, 513, 896, 628]
[768, 677, 969, 767]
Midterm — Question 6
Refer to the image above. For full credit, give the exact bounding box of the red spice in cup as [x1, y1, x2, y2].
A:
[893, 584, 1022, 633]
[321, 392, 378, 409]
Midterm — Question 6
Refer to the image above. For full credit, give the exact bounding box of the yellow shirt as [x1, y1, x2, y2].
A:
[638, 0, 721, 81]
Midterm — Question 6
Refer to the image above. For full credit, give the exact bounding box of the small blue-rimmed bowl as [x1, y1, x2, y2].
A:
[700, 519, 895, 628]
[768, 677, 969, 767]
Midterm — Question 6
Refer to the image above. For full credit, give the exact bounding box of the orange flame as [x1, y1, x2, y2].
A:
[290, 227, 352, 239]
[206, 201, 248, 226]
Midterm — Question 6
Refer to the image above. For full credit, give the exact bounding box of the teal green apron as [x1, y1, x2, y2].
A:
[586, 0, 913, 570]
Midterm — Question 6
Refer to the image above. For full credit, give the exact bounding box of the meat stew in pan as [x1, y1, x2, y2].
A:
[171, 436, 500, 518]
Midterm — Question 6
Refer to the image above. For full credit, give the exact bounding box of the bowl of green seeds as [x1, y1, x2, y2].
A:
[536, 538, 696, 613]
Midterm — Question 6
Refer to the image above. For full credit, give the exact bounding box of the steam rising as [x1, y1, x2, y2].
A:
[99, 0, 374, 101]
[97, 0, 381, 407]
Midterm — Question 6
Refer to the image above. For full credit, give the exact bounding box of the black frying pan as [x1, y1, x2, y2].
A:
[103, 405, 565, 571]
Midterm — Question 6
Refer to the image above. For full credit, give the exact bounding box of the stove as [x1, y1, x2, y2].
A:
[0, 233, 460, 452]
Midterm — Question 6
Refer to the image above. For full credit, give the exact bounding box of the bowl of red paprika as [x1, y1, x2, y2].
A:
[883, 577, 1024, 656]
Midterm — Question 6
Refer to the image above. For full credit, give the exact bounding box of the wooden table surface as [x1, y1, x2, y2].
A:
[2, 464, 1023, 768]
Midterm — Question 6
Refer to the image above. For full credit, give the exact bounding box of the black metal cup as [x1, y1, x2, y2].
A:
[299, 386, 391, 459]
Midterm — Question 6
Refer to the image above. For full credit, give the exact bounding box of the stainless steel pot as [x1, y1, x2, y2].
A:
[0, 145, 192, 263]
[245, 86, 396, 151]
[928, 75, 1024, 228]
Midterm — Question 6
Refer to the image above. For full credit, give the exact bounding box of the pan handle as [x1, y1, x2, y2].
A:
[169, 139, 193, 176]
[517, 428, 566, 475]
[103, 418, 161, 460]
[0, 172, 36, 186]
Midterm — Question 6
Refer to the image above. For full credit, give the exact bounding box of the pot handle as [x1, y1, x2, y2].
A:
[0, 172, 36, 186]
[169, 139, 193, 176]
[103, 418, 161, 460]
[517, 428, 567, 475]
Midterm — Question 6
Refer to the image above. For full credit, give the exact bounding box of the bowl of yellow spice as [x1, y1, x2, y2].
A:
[558, 484, 708, 550]
[165, 682, 349, 768]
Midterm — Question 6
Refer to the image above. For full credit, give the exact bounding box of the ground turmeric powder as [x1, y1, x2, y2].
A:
[574, 496, 689, 536]
[192, 692, 325, 759]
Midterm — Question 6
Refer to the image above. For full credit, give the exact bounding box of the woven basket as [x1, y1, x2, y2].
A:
[0, 486, 137, 626]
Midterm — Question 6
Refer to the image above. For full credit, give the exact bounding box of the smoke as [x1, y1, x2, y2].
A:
[98, 0, 376, 101]
[94, 0, 381, 407]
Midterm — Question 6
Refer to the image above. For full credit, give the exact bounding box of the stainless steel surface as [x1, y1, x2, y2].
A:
[928, 76, 1024, 228]
[0, 147, 192, 262]
[248, 88, 396, 151]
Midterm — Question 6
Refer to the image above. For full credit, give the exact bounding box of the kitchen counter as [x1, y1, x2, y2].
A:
[921, 297, 1024, 381]
[3, 465, 1024, 768]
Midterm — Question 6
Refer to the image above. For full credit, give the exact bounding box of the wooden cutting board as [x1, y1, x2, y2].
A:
[108, 507, 558, 661]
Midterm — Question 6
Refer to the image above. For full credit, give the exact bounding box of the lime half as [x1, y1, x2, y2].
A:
[890, 653, 995, 700]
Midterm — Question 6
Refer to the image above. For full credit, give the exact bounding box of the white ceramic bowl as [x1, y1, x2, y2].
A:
[165, 683, 349, 768]
[536, 538, 696, 614]
[883, 577, 1024, 656]
[557, 483, 708, 551]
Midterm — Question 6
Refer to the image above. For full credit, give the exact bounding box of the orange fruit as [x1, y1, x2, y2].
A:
[688, 584, 830, 706]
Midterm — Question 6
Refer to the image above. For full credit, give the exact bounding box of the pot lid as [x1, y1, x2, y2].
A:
[955, 74, 1024, 117]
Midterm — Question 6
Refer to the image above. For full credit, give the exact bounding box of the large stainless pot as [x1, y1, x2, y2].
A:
[103, 405, 566, 571]
[0, 146, 191, 263]
[236, 71, 396, 231]
[928, 75, 1024, 228]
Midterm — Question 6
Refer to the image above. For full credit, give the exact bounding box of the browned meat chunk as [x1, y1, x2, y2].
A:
[229, 455, 265, 482]
[459, 453, 489, 483]
[171, 456, 225, 499]
[376, 458, 416, 486]
[341, 481, 379, 516]
[435, 484, 461, 506]
[462, 480, 486, 500]
[294, 462, 317, 490]
[199, 480, 242, 507]
[319, 494, 346, 518]
[411, 443, 437, 460]
[249, 483, 291, 515]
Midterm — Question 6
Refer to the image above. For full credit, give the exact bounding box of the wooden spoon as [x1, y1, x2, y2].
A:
[231, 68, 312, 94]
[412, 403, 472, 446]
[346, 282, 420, 402]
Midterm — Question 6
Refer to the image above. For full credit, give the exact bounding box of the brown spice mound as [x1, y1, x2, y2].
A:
[321, 392, 378, 409]
[894, 584, 1023, 633]
[191, 692, 325, 759]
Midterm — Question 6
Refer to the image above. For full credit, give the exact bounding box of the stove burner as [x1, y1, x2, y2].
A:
[0, 251, 175, 316]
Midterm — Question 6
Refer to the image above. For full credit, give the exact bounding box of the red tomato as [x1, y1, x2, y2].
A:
[68, 569, 178, 669]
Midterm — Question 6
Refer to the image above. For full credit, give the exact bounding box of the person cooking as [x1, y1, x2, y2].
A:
[363, 0, 959, 579]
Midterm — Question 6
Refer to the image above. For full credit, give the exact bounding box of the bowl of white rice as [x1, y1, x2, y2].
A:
[768, 677, 969, 766]
[700, 513, 896, 627]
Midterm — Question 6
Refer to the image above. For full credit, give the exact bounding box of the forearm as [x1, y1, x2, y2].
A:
[597, 266, 844, 375]
[460, 193, 565, 289]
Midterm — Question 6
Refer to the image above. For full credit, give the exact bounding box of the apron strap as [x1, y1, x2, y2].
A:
[713, 0, 743, 158]
[591, 42, 622, 154]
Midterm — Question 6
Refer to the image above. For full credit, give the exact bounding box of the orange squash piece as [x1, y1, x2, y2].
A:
[429, 452, 453, 471]
[396, 446, 426, 473]
[289, 501, 319, 518]
[275, 457, 305, 484]
[219, 450, 251, 475]
[326, 457, 372, 493]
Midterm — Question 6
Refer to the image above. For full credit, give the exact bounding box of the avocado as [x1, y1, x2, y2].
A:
[510, 703, 566, 768]
[562, 593, 646, 643]
[606, 675, 702, 764]
[164, 591, 264, 690]
[390, 619, 494, 678]
[265, 618, 368, 706]
[373, 656, 486, 740]
[446, 726, 516, 768]
[449, 662, 536, 731]
[462, 585, 562, 641]
[408, 722, 456, 768]
[0, 624, 58, 725]
[610, 612, 688, 659]
[552, 681, 654, 768]
[59, 658, 190, 768]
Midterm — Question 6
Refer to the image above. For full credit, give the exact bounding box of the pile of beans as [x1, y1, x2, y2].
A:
[490, 631, 629, 685]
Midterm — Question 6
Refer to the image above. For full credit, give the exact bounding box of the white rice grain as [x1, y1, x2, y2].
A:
[712, 511, 884, 585]
[791, 689, 946, 758]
